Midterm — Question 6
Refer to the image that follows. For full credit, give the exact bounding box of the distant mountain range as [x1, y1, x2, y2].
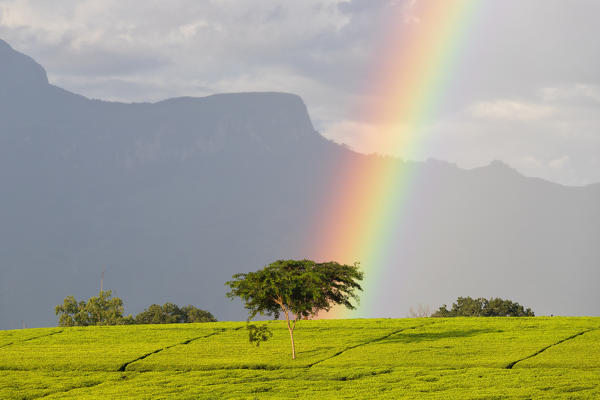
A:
[1, 39, 598, 329]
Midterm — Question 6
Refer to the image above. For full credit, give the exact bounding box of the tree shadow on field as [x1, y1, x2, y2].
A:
[380, 329, 494, 344]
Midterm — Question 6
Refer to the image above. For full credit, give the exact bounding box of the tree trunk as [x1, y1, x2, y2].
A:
[277, 301, 297, 359]
[288, 324, 296, 359]
[281, 306, 296, 359]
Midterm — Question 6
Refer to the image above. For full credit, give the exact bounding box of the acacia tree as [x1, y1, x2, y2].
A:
[225, 259, 363, 359]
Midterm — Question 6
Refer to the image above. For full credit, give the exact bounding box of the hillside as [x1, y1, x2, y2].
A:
[1, 39, 599, 329]
[1, 317, 599, 399]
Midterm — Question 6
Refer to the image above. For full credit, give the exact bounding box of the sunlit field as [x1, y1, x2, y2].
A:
[1, 317, 599, 399]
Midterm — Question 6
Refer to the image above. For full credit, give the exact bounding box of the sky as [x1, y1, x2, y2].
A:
[1, 0, 599, 185]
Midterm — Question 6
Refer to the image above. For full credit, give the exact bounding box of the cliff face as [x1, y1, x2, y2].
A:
[0, 40, 598, 329]
[0, 39, 48, 90]
[0, 39, 345, 329]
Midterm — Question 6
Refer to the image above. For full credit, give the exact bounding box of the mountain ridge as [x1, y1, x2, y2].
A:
[1, 39, 598, 329]
[0, 37, 594, 187]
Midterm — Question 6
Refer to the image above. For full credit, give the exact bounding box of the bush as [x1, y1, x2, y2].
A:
[56, 292, 216, 326]
[134, 303, 217, 324]
[55, 290, 133, 326]
[431, 296, 534, 317]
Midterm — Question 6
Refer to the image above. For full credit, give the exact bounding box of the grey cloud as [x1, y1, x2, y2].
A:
[46, 45, 170, 77]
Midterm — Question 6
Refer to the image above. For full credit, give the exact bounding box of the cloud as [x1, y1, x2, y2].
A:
[518, 156, 543, 170]
[467, 100, 555, 121]
[320, 88, 600, 186]
[321, 119, 416, 157]
[0, 0, 359, 107]
[548, 155, 570, 170]
[541, 84, 600, 104]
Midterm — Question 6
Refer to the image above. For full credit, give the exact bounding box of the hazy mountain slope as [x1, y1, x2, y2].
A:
[372, 160, 600, 317]
[0, 39, 598, 329]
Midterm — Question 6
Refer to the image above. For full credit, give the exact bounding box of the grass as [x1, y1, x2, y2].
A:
[1, 317, 599, 399]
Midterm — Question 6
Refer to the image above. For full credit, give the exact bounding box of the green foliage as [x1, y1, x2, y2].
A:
[56, 293, 216, 327]
[134, 303, 180, 324]
[225, 259, 363, 358]
[432, 296, 535, 317]
[247, 324, 273, 346]
[226, 259, 363, 321]
[54, 296, 87, 327]
[181, 305, 217, 323]
[55, 291, 132, 327]
[1, 318, 599, 399]
[134, 303, 217, 324]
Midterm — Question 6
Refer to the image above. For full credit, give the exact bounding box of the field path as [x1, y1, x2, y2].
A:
[117, 327, 242, 371]
[33, 380, 105, 400]
[0, 330, 63, 349]
[505, 328, 596, 369]
[307, 321, 437, 367]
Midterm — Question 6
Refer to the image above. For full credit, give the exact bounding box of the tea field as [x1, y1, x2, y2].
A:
[1, 317, 599, 399]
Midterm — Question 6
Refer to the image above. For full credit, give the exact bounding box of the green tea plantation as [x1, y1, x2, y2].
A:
[1, 317, 599, 399]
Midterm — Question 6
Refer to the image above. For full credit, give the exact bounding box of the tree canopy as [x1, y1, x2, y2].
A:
[226, 259, 363, 359]
[134, 303, 217, 324]
[55, 292, 216, 326]
[432, 296, 535, 317]
[55, 290, 132, 326]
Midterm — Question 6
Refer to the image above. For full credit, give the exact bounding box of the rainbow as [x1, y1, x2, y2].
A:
[307, 1, 481, 317]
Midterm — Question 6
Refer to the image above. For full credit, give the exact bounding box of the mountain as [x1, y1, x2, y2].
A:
[1, 40, 599, 329]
